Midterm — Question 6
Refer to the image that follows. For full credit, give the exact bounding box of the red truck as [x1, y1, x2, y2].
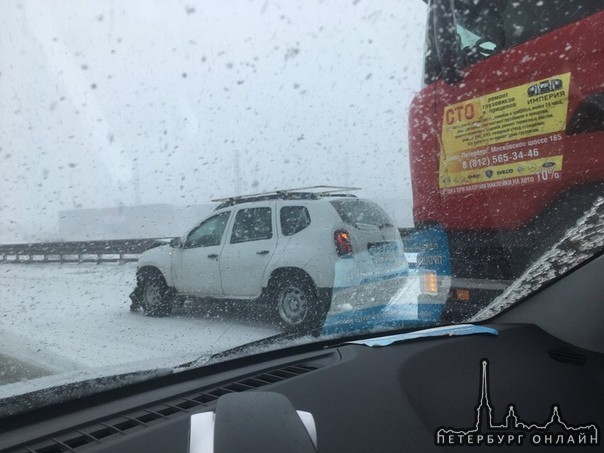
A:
[408, 0, 604, 321]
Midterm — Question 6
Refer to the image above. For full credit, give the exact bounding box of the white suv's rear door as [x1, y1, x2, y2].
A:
[172, 211, 231, 296]
[330, 199, 406, 276]
[220, 204, 277, 298]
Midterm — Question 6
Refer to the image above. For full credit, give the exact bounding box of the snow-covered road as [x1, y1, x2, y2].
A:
[0, 261, 425, 390]
[0, 263, 278, 375]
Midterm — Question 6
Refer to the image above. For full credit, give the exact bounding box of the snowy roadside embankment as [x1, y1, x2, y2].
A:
[0, 263, 278, 377]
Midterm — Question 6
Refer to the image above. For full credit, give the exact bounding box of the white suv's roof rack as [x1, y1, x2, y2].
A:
[212, 185, 360, 209]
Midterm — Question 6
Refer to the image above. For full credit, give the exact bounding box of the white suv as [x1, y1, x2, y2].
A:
[130, 187, 408, 332]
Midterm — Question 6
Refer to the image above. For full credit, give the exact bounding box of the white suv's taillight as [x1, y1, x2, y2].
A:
[334, 229, 353, 258]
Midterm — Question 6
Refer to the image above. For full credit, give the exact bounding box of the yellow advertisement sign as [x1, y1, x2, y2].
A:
[439, 72, 570, 190]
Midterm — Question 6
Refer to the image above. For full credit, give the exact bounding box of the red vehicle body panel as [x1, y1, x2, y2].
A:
[409, 11, 604, 231]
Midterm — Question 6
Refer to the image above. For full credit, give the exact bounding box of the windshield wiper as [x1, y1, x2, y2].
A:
[180, 323, 499, 372]
[340, 324, 498, 347]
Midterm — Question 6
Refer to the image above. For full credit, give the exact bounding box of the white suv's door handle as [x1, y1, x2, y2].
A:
[207, 254, 218, 259]
[256, 250, 270, 255]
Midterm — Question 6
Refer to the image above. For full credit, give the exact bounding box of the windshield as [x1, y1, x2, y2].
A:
[1, 0, 602, 412]
[423, 0, 604, 84]
[456, 0, 604, 52]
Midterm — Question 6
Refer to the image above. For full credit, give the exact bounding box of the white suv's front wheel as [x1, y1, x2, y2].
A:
[140, 271, 173, 317]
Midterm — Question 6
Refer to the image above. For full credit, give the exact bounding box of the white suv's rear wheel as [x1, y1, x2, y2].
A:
[271, 275, 326, 333]
[277, 285, 309, 327]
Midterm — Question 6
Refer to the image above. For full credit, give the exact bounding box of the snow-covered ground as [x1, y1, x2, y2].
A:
[0, 263, 278, 376]
[0, 262, 424, 399]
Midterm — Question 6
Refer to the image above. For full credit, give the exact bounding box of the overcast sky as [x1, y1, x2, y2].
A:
[1, 0, 427, 242]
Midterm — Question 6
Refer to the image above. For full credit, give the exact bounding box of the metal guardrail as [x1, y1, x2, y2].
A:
[0, 238, 175, 264]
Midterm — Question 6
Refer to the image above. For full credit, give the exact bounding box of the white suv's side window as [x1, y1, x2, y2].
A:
[280, 206, 311, 236]
[230, 207, 273, 244]
[184, 212, 230, 248]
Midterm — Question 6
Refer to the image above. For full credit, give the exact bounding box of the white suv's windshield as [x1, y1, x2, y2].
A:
[1, 0, 602, 411]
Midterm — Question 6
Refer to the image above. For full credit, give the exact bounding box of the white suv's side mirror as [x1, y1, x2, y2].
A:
[170, 237, 182, 248]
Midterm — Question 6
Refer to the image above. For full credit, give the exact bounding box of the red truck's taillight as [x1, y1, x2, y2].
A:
[334, 230, 353, 258]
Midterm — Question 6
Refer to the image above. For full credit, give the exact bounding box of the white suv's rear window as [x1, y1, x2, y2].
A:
[280, 206, 311, 236]
[330, 200, 392, 228]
